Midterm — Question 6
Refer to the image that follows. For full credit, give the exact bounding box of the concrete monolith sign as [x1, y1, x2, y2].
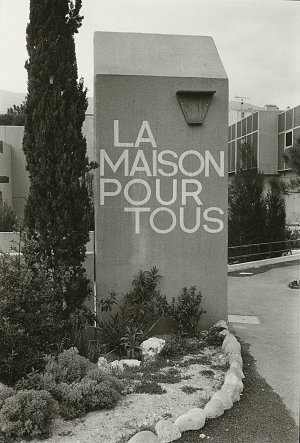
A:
[94, 32, 228, 327]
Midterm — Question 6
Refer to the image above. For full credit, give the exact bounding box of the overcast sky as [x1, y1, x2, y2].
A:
[0, 0, 299, 109]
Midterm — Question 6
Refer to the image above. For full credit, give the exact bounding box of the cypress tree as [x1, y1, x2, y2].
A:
[265, 179, 286, 243]
[228, 143, 267, 246]
[23, 1, 93, 318]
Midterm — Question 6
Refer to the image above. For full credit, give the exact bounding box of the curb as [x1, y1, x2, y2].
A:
[128, 320, 244, 442]
[228, 251, 300, 272]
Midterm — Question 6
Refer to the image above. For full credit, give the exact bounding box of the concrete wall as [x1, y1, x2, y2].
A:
[0, 141, 12, 206]
[258, 111, 278, 174]
[94, 32, 228, 328]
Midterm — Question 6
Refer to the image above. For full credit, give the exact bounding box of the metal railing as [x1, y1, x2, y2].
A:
[228, 239, 300, 264]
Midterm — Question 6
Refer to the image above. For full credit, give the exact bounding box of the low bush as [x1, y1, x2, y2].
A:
[0, 386, 16, 409]
[134, 381, 166, 395]
[15, 349, 124, 421]
[44, 347, 94, 384]
[0, 389, 58, 440]
[83, 368, 124, 393]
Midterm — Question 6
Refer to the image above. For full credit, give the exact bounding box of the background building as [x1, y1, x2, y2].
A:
[228, 104, 300, 227]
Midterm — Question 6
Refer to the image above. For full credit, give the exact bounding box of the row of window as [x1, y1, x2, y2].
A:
[228, 132, 258, 173]
[278, 105, 300, 133]
[228, 112, 259, 141]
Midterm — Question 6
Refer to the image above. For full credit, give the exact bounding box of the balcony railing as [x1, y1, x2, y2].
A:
[228, 239, 300, 264]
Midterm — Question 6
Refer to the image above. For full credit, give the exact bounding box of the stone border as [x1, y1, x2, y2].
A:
[128, 320, 244, 443]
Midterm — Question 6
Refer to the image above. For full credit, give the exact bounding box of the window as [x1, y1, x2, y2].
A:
[278, 112, 285, 133]
[285, 131, 293, 148]
[0, 141, 3, 154]
[231, 124, 236, 141]
[294, 106, 300, 128]
[286, 109, 293, 130]
[0, 191, 2, 207]
[277, 133, 285, 170]
[237, 121, 241, 138]
[242, 118, 247, 136]
[253, 112, 258, 131]
[246, 115, 253, 134]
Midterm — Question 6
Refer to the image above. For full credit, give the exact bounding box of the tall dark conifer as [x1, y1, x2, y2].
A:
[228, 143, 267, 246]
[23, 0, 92, 315]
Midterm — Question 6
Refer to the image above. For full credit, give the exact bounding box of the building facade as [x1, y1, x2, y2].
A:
[228, 104, 300, 226]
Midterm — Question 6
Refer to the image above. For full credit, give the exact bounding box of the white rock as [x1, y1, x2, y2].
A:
[155, 419, 181, 442]
[140, 337, 166, 361]
[229, 363, 245, 379]
[221, 383, 240, 402]
[174, 409, 205, 432]
[214, 320, 228, 329]
[221, 334, 236, 350]
[225, 367, 244, 380]
[97, 357, 109, 371]
[128, 430, 159, 443]
[110, 360, 124, 371]
[204, 399, 225, 418]
[225, 372, 240, 385]
[199, 434, 206, 439]
[229, 353, 243, 367]
[120, 359, 141, 368]
[219, 329, 230, 336]
[223, 340, 241, 354]
[211, 390, 233, 410]
[224, 376, 244, 394]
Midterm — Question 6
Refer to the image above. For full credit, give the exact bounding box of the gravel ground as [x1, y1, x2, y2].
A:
[177, 340, 299, 443]
[20, 346, 227, 443]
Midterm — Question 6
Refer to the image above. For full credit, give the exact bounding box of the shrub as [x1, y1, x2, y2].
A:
[0, 386, 16, 409]
[167, 286, 206, 336]
[159, 335, 184, 357]
[15, 352, 124, 420]
[0, 390, 58, 440]
[134, 381, 166, 395]
[55, 382, 85, 419]
[81, 379, 121, 410]
[44, 347, 93, 384]
[83, 368, 124, 393]
[55, 378, 122, 420]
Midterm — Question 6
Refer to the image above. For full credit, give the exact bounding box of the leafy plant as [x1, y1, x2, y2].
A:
[120, 325, 144, 358]
[167, 286, 206, 336]
[99, 267, 168, 354]
[0, 390, 58, 440]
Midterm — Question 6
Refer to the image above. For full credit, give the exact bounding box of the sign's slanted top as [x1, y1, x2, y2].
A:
[94, 32, 227, 79]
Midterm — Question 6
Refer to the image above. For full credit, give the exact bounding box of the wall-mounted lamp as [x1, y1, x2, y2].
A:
[176, 90, 216, 125]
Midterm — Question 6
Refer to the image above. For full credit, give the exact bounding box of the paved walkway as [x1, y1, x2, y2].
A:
[228, 262, 300, 425]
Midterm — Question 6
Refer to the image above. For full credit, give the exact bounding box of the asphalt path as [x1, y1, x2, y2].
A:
[228, 262, 300, 425]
